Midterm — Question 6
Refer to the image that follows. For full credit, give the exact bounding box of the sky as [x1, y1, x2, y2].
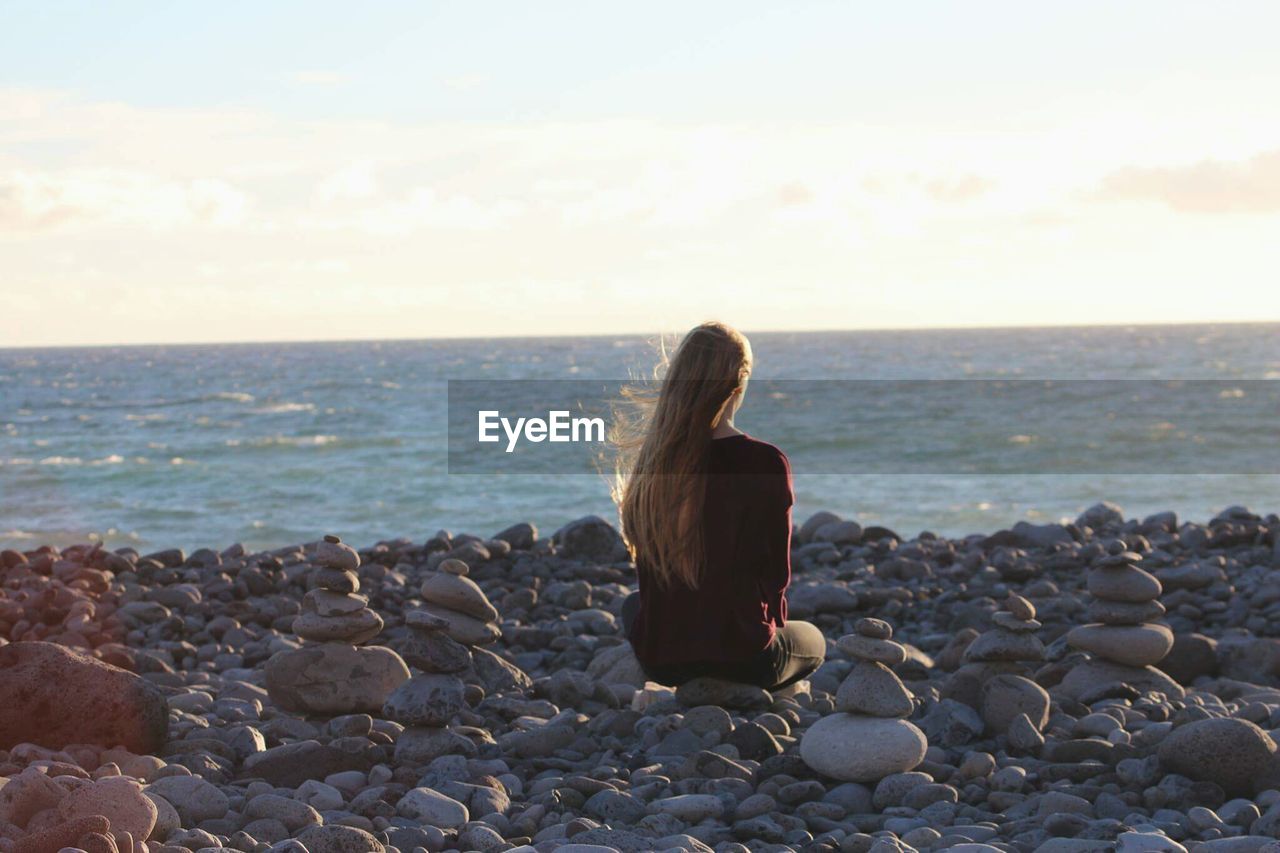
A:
[3, 1, 1280, 346]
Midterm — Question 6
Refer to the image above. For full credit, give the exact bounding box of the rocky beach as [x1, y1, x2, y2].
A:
[4, 503, 1280, 853]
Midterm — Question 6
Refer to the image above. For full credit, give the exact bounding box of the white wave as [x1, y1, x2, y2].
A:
[226, 434, 339, 448]
[0, 457, 36, 466]
[39, 455, 83, 466]
[251, 402, 316, 414]
[210, 391, 255, 403]
[89, 454, 125, 466]
[126, 413, 168, 422]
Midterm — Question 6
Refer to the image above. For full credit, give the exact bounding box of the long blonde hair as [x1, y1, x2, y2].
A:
[610, 322, 753, 589]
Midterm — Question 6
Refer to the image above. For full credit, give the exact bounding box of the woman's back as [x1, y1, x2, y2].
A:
[627, 433, 794, 667]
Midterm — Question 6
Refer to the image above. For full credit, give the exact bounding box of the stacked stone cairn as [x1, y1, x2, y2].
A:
[1057, 540, 1184, 702]
[384, 557, 500, 763]
[948, 593, 1053, 740]
[265, 535, 409, 715]
[799, 617, 928, 782]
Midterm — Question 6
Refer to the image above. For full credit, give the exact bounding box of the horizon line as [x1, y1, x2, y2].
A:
[2, 316, 1278, 352]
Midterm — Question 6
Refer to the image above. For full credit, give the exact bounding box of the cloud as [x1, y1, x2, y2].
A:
[0, 169, 250, 232]
[1098, 149, 1280, 213]
[304, 187, 525, 235]
[315, 161, 378, 203]
[285, 71, 347, 86]
[924, 174, 995, 203]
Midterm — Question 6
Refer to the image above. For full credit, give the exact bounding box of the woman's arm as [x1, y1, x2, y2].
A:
[755, 448, 795, 622]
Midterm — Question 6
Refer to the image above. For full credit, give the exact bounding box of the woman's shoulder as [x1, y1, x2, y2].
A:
[717, 434, 790, 473]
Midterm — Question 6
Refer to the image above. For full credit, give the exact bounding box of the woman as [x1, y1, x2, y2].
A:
[613, 321, 825, 690]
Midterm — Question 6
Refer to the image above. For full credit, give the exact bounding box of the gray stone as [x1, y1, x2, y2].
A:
[1087, 598, 1166, 625]
[981, 674, 1050, 734]
[1088, 565, 1162, 603]
[799, 714, 928, 782]
[420, 571, 500, 621]
[1157, 717, 1280, 797]
[382, 674, 468, 726]
[146, 775, 230, 825]
[836, 661, 914, 717]
[295, 825, 386, 853]
[552, 515, 627, 562]
[265, 643, 409, 714]
[399, 623, 473, 673]
[1055, 658, 1185, 702]
[1067, 623, 1174, 667]
[396, 787, 469, 827]
[962, 628, 1045, 663]
[676, 677, 772, 710]
[293, 608, 384, 644]
[838, 635, 907, 665]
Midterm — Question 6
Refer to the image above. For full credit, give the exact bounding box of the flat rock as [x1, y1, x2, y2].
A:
[838, 635, 907, 665]
[675, 677, 772, 710]
[0, 641, 169, 754]
[1087, 598, 1166, 625]
[312, 567, 359, 593]
[1156, 561, 1223, 591]
[1087, 565, 1162, 603]
[1067, 623, 1174, 667]
[421, 603, 501, 646]
[394, 725, 478, 763]
[1055, 658, 1185, 702]
[303, 589, 369, 616]
[293, 608, 384, 644]
[399, 623, 473, 673]
[962, 628, 1045, 663]
[241, 739, 375, 787]
[382, 674, 468, 726]
[420, 571, 499, 622]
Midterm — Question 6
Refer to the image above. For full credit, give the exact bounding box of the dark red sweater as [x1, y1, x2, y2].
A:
[628, 433, 794, 666]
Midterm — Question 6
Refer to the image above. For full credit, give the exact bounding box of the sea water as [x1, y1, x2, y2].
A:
[1, 323, 1277, 552]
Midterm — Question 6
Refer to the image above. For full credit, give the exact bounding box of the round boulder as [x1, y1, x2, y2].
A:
[57, 777, 157, 842]
[1157, 717, 1280, 797]
[0, 642, 169, 754]
[266, 644, 409, 714]
[799, 714, 928, 782]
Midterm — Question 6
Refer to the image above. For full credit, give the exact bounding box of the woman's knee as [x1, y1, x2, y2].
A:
[783, 620, 828, 660]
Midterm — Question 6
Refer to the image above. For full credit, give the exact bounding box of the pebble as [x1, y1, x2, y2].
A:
[5, 507, 1280, 853]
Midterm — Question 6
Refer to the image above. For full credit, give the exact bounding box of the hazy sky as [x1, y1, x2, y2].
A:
[4, 1, 1280, 346]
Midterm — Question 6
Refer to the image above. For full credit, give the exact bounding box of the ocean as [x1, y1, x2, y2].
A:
[2, 323, 1278, 553]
